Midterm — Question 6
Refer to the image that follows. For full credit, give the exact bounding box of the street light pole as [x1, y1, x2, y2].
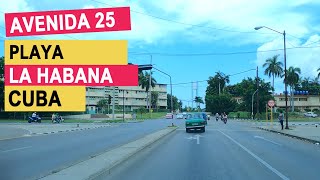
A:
[283, 30, 289, 129]
[252, 89, 258, 120]
[153, 67, 173, 114]
[254, 26, 289, 129]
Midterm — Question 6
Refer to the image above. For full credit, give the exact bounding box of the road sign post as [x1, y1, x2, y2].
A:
[268, 100, 275, 128]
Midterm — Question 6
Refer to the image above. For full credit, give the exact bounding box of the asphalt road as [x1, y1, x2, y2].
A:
[97, 119, 320, 180]
[0, 119, 183, 180]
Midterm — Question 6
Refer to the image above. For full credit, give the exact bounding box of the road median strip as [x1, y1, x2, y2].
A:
[39, 127, 177, 180]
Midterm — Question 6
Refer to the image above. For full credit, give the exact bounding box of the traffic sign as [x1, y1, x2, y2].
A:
[268, 100, 275, 107]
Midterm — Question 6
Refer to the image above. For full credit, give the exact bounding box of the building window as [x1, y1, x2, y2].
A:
[136, 91, 137, 94]
[299, 98, 307, 101]
[279, 98, 285, 101]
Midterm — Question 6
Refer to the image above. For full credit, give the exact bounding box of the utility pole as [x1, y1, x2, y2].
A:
[191, 82, 194, 110]
[256, 66, 259, 118]
[149, 55, 152, 118]
[196, 81, 199, 110]
[123, 89, 125, 122]
[112, 86, 115, 119]
[284, 30, 289, 129]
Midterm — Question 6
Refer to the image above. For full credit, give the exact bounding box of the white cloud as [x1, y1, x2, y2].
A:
[256, 34, 320, 93]
[0, 0, 33, 22]
[1, 0, 318, 46]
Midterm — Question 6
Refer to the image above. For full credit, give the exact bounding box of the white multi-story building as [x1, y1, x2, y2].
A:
[274, 94, 320, 111]
[86, 84, 168, 114]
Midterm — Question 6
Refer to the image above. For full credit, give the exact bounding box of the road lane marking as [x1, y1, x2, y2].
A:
[254, 136, 282, 146]
[186, 134, 203, 144]
[1, 146, 32, 153]
[218, 130, 289, 180]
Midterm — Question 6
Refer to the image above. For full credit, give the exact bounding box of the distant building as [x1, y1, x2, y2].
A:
[233, 97, 243, 104]
[274, 94, 320, 111]
[85, 84, 168, 114]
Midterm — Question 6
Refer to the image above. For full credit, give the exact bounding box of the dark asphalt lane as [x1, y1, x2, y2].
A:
[0, 119, 183, 180]
[97, 120, 320, 180]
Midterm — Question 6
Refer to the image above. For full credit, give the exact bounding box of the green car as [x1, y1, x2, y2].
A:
[185, 113, 206, 133]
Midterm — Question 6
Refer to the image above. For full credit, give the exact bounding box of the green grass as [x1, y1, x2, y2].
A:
[135, 112, 167, 119]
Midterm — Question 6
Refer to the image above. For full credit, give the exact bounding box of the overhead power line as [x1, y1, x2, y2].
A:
[167, 68, 256, 86]
[90, 0, 275, 34]
[129, 45, 320, 57]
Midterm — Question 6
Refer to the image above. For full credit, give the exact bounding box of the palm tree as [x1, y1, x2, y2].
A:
[194, 96, 204, 111]
[317, 68, 320, 79]
[284, 66, 301, 112]
[139, 71, 157, 109]
[263, 55, 283, 94]
[216, 71, 230, 95]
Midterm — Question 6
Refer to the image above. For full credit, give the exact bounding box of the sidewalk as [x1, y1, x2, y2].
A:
[258, 124, 320, 144]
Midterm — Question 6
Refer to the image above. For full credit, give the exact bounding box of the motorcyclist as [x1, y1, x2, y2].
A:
[32, 112, 37, 120]
[215, 113, 219, 121]
[52, 113, 56, 123]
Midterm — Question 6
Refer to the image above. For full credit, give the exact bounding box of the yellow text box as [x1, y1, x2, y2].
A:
[5, 40, 127, 65]
[5, 86, 86, 112]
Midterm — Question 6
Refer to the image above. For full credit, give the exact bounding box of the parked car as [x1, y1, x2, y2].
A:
[176, 113, 184, 119]
[182, 112, 188, 119]
[185, 113, 206, 133]
[304, 112, 318, 118]
[165, 113, 174, 119]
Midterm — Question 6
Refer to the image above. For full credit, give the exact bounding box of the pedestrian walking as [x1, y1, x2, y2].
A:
[278, 110, 284, 130]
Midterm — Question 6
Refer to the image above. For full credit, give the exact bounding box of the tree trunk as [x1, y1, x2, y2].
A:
[272, 74, 275, 95]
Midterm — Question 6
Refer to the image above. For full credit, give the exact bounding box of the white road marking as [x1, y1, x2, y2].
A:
[218, 130, 289, 180]
[254, 136, 282, 146]
[186, 134, 203, 145]
[1, 146, 32, 153]
[195, 134, 200, 144]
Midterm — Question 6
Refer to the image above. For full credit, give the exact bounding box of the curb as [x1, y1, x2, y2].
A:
[39, 127, 177, 180]
[91, 127, 177, 180]
[30, 125, 112, 136]
[257, 127, 320, 144]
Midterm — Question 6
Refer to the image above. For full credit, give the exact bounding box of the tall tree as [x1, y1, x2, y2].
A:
[139, 71, 157, 110]
[151, 91, 159, 109]
[167, 94, 179, 111]
[263, 55, 283, 93]
[284, 66, 301, 112]
[205, 94, 236, 114]
[96, 99, 108, 114]
[178, 100, 183, 111]
[206, 71, 230, 96]
[225, 77, 273, 115]
[296, 77, 320, 95]
[317, 68, 320, 78]
[194, 96, 204, 110]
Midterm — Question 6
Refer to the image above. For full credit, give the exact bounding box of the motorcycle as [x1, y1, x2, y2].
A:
[52, 115, 64, 123]
[28, 115, 41, 123]
[223, 117, 227, 124]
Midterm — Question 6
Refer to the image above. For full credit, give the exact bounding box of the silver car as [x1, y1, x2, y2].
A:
[304, 112, 318, 118]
